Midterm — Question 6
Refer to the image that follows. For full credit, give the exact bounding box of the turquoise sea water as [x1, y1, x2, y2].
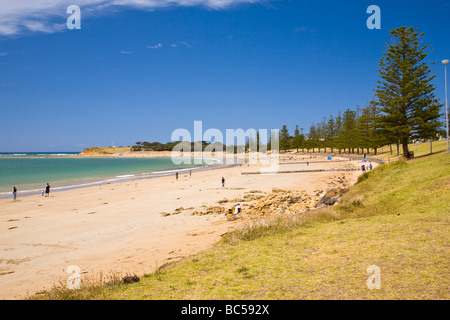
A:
[0, 153, 212, 197]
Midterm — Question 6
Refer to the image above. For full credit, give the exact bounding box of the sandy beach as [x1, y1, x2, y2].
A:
[0, 154, 372, 299]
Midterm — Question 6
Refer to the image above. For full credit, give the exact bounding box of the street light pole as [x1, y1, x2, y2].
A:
[443, 60, 449, 154]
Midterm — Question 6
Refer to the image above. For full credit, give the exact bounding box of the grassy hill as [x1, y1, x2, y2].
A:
[292, 140, 449, 163]
[364, 140, 448, 163]
[33, 153, 450, 300]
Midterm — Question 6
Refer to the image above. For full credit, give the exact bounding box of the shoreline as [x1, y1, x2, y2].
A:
[0, 162, 235, 200]
[0, 155, 372, 299]
[0, 150, 303, 199]
[0, 152, 233, 199]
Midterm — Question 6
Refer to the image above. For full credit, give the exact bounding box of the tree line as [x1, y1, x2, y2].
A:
[132, 141, 228, 152]
[277, 27, 444, 159]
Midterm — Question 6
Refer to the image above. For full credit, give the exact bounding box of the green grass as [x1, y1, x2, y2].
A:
[31, 154, 450, 300]
[289, 140, 448, 163]
[370, 140, 448, 162]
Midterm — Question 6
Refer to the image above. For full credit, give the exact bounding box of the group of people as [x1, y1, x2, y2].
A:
[173, 169, 228, 190]
[175, 170, 192, 181]
[361, 163, 373, 172]
[12, 183, 50, 201]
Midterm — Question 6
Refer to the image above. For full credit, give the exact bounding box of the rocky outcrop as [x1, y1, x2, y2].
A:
[315, 188, 349, 209]
[163, 187, 348, 218]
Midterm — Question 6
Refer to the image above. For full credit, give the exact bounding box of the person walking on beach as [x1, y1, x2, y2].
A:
[222, 177, 225, 188]
[361, 165, 366, 173]
[45, 183, 50, 197]
[176, 172, 178, 181]
[12, 186, 17, 200]
[189, 170, 192, 177]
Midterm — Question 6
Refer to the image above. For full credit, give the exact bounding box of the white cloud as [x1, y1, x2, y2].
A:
[111, 0, 262, 10]
[0, 0, 266, 36]
[147, 43, 163, 49]
[148, 42, 192, 49]
[119, 50, 132, 54]
[181, 41, 192, 48]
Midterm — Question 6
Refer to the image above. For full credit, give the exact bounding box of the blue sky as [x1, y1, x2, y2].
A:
[0, 0, 449, 152]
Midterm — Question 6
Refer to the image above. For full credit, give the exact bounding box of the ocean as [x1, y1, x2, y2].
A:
[0, 152, 216, 198]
